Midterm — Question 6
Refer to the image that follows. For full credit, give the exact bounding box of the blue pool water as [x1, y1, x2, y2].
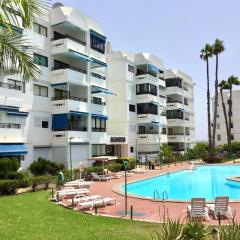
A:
[125, 166, 240, 201]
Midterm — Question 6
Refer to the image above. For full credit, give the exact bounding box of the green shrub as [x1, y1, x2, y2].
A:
[0, 178, 30, 195]
[203, 155, 223, 164]
[82, 166, 104, 180]
[30, 176, 56, 191]
[218, 219, 240, 240]
[107, 163, 122, 172]
[115, 158, 136, 170]
[185, 142, 208, 160]
[181, 221, 208, 240]
[29, 158, 64, 176]
[0, 158, 20, 179]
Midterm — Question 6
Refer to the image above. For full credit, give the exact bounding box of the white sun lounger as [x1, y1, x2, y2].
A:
[66, 195, 102, 206]
[207, 196, 233, 219]
[130, 168, 147, 174]
[187, 198, 209, 221]
[76, 196, 116, 210]
[91, 172, 111, 181]
[56, 188, 90, 201]
[64, 181, 92, 189]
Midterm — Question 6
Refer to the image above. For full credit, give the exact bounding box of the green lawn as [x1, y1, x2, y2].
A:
[0, 191, 159, 240]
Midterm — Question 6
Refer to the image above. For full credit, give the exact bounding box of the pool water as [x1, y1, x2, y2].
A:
[126, 166, 240, 201]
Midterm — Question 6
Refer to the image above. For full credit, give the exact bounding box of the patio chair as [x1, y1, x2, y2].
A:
[91, 172, 111, 181]
[187, 198, 209, 221]
[207, 196, 233, 219]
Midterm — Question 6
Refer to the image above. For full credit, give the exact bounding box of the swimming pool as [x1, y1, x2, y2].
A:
[125, 166, 240, 201]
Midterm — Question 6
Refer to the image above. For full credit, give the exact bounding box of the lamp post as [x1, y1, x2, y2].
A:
[69, 137, 74, 181]
[124, 160, 128, 216]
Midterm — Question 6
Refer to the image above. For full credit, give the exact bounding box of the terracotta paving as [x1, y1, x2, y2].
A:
[63, 162, 240, 224]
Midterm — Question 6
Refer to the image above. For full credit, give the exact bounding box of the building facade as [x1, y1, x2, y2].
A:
[106, 50, 168, 160]
[165, 69, 195, 152]
[214, 90, 240, 145]
[0, 3, 111, 168]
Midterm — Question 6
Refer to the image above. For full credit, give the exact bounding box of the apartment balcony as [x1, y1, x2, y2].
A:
[167, 118, 194, 128]
[90, 131, 108, 144]
[166, 87, 193, 99]
[159, 78, 166, 88]
[90, 49, 106, 64]
[91, 102, 107, 116]
[52, 96, 88, 114]
[91, 71, 106, 89]
[159, 116, 167, 125]
[166, 101, 193, 112]
[136, 94, 159, 104]
[51, 37, 87, 57]
[136, 74, 158, 85]
[52, 130, 88, 146]
[51, 67, 87, 86]
[168, 134, 192, 143]
[0, 123, 24, 143]
[137, 133, 160, 145]
[137, 114, 160, 124]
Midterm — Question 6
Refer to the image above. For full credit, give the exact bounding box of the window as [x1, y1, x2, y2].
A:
[217, 123, 220, 129]
[166, 110, 183, 119]
[217, 135, 221, 141]
[90, 31, 106, 54]
[137, 103, 158, 115]
[136, 83, 157, 96]
[92, 144, 106, 157]
[129, 104, 135, 112]
[166, 77, 182, 88]
[33, 53, 48, 67]
[42, 121, 49, 128]
[33, 22, 47, 37]
[130, 147, 134, 153]
[162, 128, 167, 134]
[92, 117, 106, 132]
[231, 123, 233, 128]
[128, 64, 134, 73]
[92, 97, 103, 105]
[7, 79, 23, 91]
[34, 84, 48, 97]
[231, 135, 234, 140]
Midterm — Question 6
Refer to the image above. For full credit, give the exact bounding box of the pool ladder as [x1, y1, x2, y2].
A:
[153, 190, 168, 200]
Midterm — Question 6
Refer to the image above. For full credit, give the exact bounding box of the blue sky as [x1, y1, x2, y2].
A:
[59, 0, 240, 140]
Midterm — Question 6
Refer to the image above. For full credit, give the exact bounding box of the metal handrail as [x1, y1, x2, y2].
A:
[0, 123, 21, 129]
[52, 95, 87, 102]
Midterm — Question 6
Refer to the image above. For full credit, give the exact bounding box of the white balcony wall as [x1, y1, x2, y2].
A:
[136, 74, 158, 85]
[91, 104, 107, 115]
[159, 79, 166, 88]
[137, 114, 160, 124]
[138, 134, 159, 144]
[52, 131, 88, 146]
[0, 88, 23, 108]
[91, 76, 106, 88]
[90, 132, 108, 144]
[51, 38, 87, 56]
[90, 49, 106, 63]
[52, 100, 88, 114]
[136, 94, 158, 104]
[51, 69, 87, 86]
[0, 128, 24, 143]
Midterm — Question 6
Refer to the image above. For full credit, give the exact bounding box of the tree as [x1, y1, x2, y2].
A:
[212, 39, 225, 152]
[158, 144, 174, 164]
[218, 80, 230, 153]
[0, 0, 49, 80]
[200, 44, 213, 155]
[227, 75, 240, 154]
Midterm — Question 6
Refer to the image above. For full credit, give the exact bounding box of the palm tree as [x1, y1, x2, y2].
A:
[218, 80, 230, 153]
[227, 75, 240, 155]
[0, 0, 49, 80]
[212, 39, 225, 151]
[200, 44, 213, 155]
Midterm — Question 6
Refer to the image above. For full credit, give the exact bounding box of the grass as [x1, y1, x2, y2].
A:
[0, 191, 159, 240]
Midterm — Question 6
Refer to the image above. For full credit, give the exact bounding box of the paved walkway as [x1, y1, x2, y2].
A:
[84, 162, 240, 224]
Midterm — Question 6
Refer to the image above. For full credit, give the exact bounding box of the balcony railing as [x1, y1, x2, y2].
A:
[52, 65, 87, 74]
[68, 127, 87, 132]
[91, 100, 106, 105]
[0, 123, 21, 129]
[52, 95, 87, 102]
[167, 99, 183, 104]
[138, 132, 158, 135]
[91, 72, 106, 80]
[0, 82, 22, 91]
[51, 35, 86, 46]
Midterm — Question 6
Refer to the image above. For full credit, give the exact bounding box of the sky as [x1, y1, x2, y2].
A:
[58, 0, 240, 140]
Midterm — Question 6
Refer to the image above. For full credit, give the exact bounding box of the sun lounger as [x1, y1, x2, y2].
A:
[187, 198, 209, 221]
[91, 172, 111, 181]
[64, 181, 92, 189]
[56, 188, 90, 201]
[76, 196, 116, 210]
[130, 168, 147, 174]
[207, 196, 233, 219]
[64, 195, 102, 207]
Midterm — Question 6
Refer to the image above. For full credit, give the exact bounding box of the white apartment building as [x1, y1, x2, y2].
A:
[107, 49, 168, 160]
[0, 3, 111, 168]
[165, 69, 195, 152]
[215, 90, 240, 145]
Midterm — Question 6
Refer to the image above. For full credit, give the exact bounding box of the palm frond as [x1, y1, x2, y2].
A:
[0, 29, 41, 80]
[213, 38, 225, 55]
[0, 0, 50, 30]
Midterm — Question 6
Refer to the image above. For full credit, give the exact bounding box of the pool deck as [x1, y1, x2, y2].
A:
[74, 162, 240, 224]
